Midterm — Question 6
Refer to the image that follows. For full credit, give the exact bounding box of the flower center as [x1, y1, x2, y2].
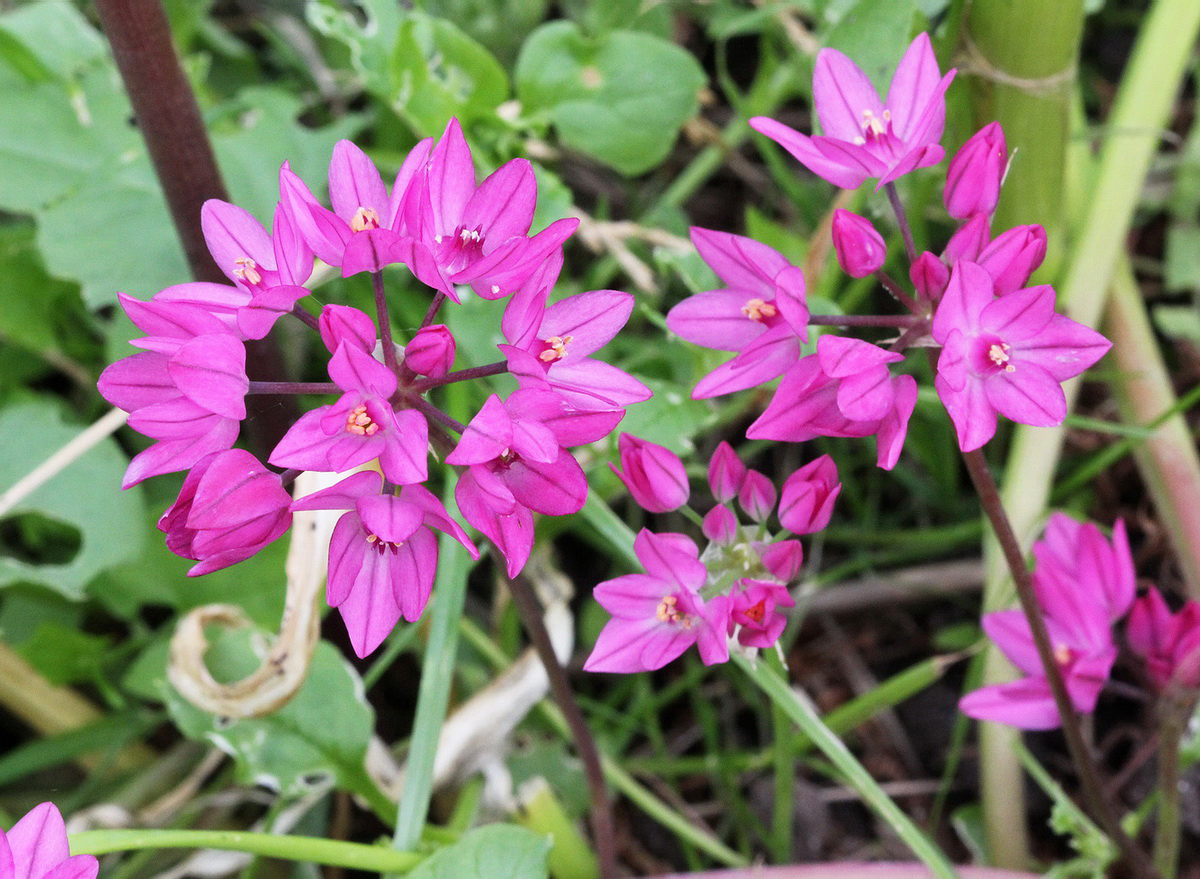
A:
[656, 594, 694, 629]
[988, 341, 1015, 373]
[538, 334, 574, 363]
[345, 404, 380, 437]
[1053, 643, 1073, 666]
[233, 256, 262, 286]
[742, 599, 767, 624]
[365, 533, 403, 555]
[350, 207, 380, 232]
[862, 108, 890, 138]
[741, 298, 777, 323]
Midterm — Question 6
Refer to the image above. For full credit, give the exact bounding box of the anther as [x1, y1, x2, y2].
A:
[741, 298, 777, 323]
[233, 257, 262, 286]
[538, 335, 573, 363]
[350, 207, 380, 232]
[344, 404, 380, 437]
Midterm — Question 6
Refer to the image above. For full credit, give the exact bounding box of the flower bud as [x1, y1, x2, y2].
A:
[761, 539, 803, 582]
[159, 449, 292, 576]
[831, 209, 886, 278]
[1127, 588, 1200, 691]
[977, 224, 1047, 295]
[610, 434, 690, 513]
[702, 504, 739, 544]
[404, 324, 456, 377]
[707, 441, 747, 504]
[910, 251, 950, 303]
[778, 455, 840, 535]
[738, 470, 776, 523]
[942, 214, 991, 265]
[944, 122, 1007, 219]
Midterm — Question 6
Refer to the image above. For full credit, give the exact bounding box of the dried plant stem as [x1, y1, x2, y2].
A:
[961, 449, 1159, 879]
[507, 573, 617, 879]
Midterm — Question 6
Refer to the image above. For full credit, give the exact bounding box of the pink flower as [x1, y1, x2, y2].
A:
[292, 471, 477, 657]
[585, 530, 730, 673]
[737, 470, 776, 523]
[748, 335, 918, 470]
[959, 514, 1134, 730]
[932, 261, 1111, 451]
[702, 504, 739, 543]
[0, 802, 97, 879]
[269, 342, 428, 485]
[448, 391, 614, 576]
[831, 210, 887, 278]
[944, 122, 1007, 219]
[158, 449, 292, 576]
[750, 33, 955, 189]
[1127, 588, 1200, 691]
[778, 455, 840, 535]
[610, 434, 690, 513]
[667, 229, 808, 399]
[730, 578, 796, 649]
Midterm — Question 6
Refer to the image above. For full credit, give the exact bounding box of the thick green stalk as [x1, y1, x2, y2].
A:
[392, 535, 473, 849]
[963, 0, 1085, 276]
[1106, 258, 1200, 597]
[966, 0, 1200, 867]
[70, 829, 424, 873]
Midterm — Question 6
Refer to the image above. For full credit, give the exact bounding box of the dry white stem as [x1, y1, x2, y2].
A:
[166, 470, 341, 718]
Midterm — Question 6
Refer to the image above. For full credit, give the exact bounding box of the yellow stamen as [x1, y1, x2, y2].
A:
[988, 342, 1015, 373]
[538, 335, 574, 363]
[350, 207, 380, 232]
[233, 257, 262, 286]
[1053, 644, 1072, 665]
[741, 298, 777, 322]
[344, 403, 380, 437]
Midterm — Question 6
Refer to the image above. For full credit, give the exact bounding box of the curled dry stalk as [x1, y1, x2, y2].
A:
[167, 470, 339, 717]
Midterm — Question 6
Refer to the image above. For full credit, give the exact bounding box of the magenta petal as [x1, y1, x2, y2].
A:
[165, 333, 247, 420]
[99, 352, 176, 412]
[462, 158, 536, 244]
[933, 260, 994, 342]
[506, 454, 587, 517]
[427, 118, 475, 232]
[358, 495, 424, 544]
[8, 803, 70, 879]
[690, 228, 786, 295]
[584, 615, 694, 673]
[1017, 313, 1112, 382]
[327, 513, 364, 607]
[984, 362, 1066, 427]
[121, 422, 238, 488]
[237, 285, 311, 340]
[812, 47, 883, 141]
[328, 342, 398, 398]
[934, 372, 997, 453]
[329, 139, 390, 223]
[692, 325, 802, 398]
[447, 395, 513, 465]
[817, 335, 902, 378]
[379, 409, 429, 485]
[340, 554, 402, 658]
[393, 527, 438, 622]
[981, 284, 1056, 340]
[319, 304, 377, 355]
[959, 678, 1064, 730]
[340, 228, 406, 275]
[201, 200, 273, 284]
[748, 117, 871, 189]
[885, 33, 941, 140]
[666, 290, 770, 351]
[875, 374, 917, 469]
[836, 366, 895, 422]
[541, 289, 634, 358]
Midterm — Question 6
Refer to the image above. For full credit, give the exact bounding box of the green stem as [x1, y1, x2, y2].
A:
[392, 533, 473, 850]
[735, 654, 959, 879]
[70, 829, 424, 873]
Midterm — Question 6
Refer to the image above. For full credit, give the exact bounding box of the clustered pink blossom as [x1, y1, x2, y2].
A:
[0, 803, 97, 879]
[101, 119, 645, 657]
[586, 440, 836, 673]
[959, 513, 1138, 730]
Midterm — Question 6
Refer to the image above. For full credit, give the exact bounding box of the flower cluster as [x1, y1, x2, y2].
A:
[100, 119, 647, 657]
[586, 439, 839, 673]
[665, 32, 1111, 467]
[959, 513, 1135, 730]
[1, 803, 97, 879]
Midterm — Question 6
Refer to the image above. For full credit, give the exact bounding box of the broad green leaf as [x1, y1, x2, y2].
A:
[823, 0, 917, 95]
[0, 220, 82, 357]
[405, 825, 551, 879]
[420, 0, 547, 68]
[389, 13, 509, 135]
[0, 400, 146, 599]
[306, 0, 403, 99]
[515, 22, 706, 176]
[165, 630, 382, 804]
[1164, 222, 1200, 292]
[16, 622, 111, 686]
[612, 376, 714, 453]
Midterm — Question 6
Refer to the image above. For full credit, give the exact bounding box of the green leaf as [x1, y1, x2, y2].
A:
[1164, 222, 1200, 292]
[515, 22, 706, 175]
[0, 220, 81, 358]
[389, 13, 509, 135]
[823, 0, 917, 95]
[16, 622, 111, 686]
[406, 825, 551, 879]
[164, 630, 384, 806]
[0, 400, 146, 599]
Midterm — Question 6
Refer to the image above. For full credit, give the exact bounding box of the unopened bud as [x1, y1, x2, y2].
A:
[610, 434, 690, 513]
[778, 455, 840, 535]
[404, 324, 456, 377]
[831, 210, 886, 278]
[944, 122, 1007, 219]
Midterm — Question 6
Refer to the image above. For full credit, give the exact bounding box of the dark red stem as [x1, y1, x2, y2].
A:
[807, 314, 921, 328]
[408, 361, 510, 393]
[94, 0, 295, 452]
